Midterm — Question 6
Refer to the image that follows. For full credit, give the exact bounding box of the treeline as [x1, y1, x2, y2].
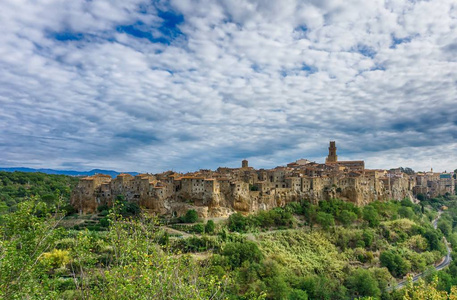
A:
[227, 198, 436, 232]
[0, 171, 78, 214]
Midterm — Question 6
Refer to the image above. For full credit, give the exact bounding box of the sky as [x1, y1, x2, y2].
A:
[0, 0, 456, 173]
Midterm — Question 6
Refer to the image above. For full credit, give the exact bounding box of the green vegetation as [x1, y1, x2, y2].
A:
[0, 198, 226, 299]
[0, 171, 78, 214]
[217, 198, 451, 299]
[180, 209, 199, 223]
[206, 220, 215, 233]
[2, 172, 457, 299]
[228, 207, 293, 232]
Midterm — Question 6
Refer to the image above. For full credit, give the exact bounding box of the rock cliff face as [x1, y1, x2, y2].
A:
[70, 148, 452, 218]
[70, 170, 414, 218]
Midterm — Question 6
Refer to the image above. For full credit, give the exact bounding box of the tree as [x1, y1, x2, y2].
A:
[424, 229, 441, 251]
[338, 210, 357, 226]
[316, 212, 334, 230]
[205, 220, 215, 233]
[303, 203, 317, 229]
[228, 212, 248, 232]
[0, 199, 62, 298]
[397, 167, 415, 175]
[363, 206, 380, 227]
[380, 250, 411, 278]
[221, 241, 263, 269]
[398, 206, 414, 219]
[288, 289, 308, 300]
[181, 209, 199, 223]
[403, 276, 457, 300]
[363, 230, 374, 247]
[438, 219, 452, 237]
[345, 269, 381, 298]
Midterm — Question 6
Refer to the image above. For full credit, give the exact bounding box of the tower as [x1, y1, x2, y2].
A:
[242, 159, 249, 168]
[326, 141, 338, 163]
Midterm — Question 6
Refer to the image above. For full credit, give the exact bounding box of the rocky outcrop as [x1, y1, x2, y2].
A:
[70, 163, 449, 218]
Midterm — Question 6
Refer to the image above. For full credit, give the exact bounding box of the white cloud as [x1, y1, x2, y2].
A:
[0, 0, 456, 173]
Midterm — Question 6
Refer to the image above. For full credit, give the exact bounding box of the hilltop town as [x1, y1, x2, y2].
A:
[71, 142, 455, 218]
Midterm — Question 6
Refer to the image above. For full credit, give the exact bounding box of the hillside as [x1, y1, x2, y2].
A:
[0, 171, 79, 214]
[1, 173, 457, 299]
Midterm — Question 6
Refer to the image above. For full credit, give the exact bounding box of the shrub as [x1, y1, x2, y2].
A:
[99, 218, 110, 227]
[380, 250, 411, 277]
[205, 220, 215, 233]
[316, 212, 334, 229]
[338, 210, 357, 226]
[41, 249, 71, 268]
[192, 223, 205, 234]
[97, 204, 109, 212]
[221, 241, 263, 269]
[180, 209, 199, 223]
[345, 268, 381, 298]
[228, 212, 248, 232]
[363, 206, 380, 227]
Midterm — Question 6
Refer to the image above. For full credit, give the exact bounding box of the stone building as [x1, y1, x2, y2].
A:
[71, 142, 453, 218]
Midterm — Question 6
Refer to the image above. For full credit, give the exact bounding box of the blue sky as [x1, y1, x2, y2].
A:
[0, 0, 456, 173]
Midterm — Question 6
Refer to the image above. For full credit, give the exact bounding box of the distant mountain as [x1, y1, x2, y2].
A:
[0, 167, 139, 177]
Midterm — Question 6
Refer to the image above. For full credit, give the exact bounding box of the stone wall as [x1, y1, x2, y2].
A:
[70, 167, 451, 218]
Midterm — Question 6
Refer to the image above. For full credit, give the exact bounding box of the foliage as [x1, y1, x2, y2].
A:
[363, 206, 380, 227]
[316, 212, 334, 230]
[170, 223, 207, 234]
[338, 210, 358, 226]
[41, 248, 71, 268]
[0, 199, 227, 299]
[0, 171, 78, 214]
[205, 220, 215, 233]
[228, 208, 294, 233]
[2, 186, 455, 299]
[171, 235, 220, 253]
[228, 212, 248, 232]
[221, 241, 263, 269]
[344, 268, 381, 298]
[437, 218, 452, 237]
[258, 231, 346, 279]
[180, 209, 199, 223]
[380, 250, 411, 278]
[403, 276, 457, 299]
[0, 198, 64, 298]
[113, 195, 141, 217]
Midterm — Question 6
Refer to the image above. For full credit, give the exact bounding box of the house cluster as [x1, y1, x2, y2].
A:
[71, 142, 455, 217]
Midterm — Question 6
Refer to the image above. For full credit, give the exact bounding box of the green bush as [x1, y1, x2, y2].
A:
[228, 212, 248, 232]
[316, 212, 334, 229]
[380, 250, 411, 277]
[344, 268, 381, 298]
[97, 204, 109, 212]
[221, 241, 263, 269]
[205, 220, 215, 233]
[180, 209, 199, 223]
[338, 210, 357, 226]
[363, 206, 380, 227]
[192, 223, 205, 234]
[99, 217, 110, 227]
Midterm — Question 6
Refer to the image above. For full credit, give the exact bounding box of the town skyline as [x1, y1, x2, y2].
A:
[2, 140, 454, 175]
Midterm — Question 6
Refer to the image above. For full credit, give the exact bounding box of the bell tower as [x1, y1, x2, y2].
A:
[242, 159, 249, 168]
[326, 141, 338, 163]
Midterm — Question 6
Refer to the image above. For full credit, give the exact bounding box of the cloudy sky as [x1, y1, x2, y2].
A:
[1, 0, 456, 173]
